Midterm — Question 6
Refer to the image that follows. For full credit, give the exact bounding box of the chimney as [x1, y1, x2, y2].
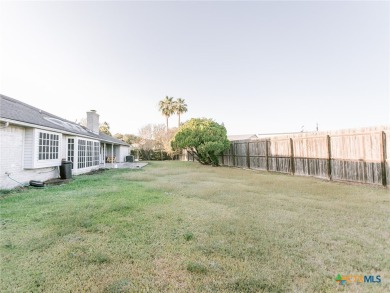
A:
[87, 110, 100, 134]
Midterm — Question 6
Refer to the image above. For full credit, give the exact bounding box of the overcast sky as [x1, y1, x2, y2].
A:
[1, 1, 389, 135]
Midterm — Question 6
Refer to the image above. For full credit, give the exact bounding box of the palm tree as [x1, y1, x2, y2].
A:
[174, 98, 188, 127]
[158, 96, 175, 131]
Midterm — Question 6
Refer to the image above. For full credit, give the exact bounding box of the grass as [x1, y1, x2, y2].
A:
[1, 161, 389, 292]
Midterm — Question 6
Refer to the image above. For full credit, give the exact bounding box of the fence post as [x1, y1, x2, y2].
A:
[290, 138, 295, 175]
[232, 142, 236, 167]
[246, 142, 250, 169]
[381, 131, 387, 187]
[327, 135, 332, 180]
[265, 140, 269, 171]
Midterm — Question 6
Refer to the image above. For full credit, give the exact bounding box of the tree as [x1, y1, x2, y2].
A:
[77, 117, 113, 136]
[99, 121, 111, 136]
[158, 96, 175, 131]
[174, 98, 188, 127]
[137, 124, 155, 160]
[114, 133, 140, 145]
[153, 124, 179, 159]
[171, 118, 230, 166]
[76, 117, 87, 127]
[136, 124, 179, 160]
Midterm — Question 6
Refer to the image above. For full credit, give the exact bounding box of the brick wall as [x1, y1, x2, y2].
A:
[0, 125, 59, 189]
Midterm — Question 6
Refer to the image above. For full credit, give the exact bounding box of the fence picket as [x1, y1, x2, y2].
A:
[218, 127, 389, 187]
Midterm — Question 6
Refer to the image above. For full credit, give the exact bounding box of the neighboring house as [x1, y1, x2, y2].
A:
[227, 134, 258, 141]
[0, 94, 130, 189]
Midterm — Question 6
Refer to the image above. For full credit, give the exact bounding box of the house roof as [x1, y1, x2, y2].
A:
[98, 132, 130, 146]
[0, 94, 129, 146]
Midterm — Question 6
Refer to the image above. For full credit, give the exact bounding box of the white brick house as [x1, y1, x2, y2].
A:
[0, 95, 130, 189]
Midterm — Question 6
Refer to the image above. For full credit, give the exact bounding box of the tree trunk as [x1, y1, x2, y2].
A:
[178, 114, 181, 128]
[166, 116, 169, 132]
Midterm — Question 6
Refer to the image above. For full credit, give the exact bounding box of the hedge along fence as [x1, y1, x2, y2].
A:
[220, 126, 390, 187]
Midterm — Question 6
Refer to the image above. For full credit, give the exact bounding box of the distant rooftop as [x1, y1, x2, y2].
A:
[227, 134, 258, 141]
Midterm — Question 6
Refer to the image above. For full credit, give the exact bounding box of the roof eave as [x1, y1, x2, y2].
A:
[0, 118, 128, 145]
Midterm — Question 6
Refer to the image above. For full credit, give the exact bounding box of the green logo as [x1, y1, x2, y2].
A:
[336, 274, 346, 285]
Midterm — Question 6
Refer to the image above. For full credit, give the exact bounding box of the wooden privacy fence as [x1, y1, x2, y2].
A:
[220, 127, 390, 187]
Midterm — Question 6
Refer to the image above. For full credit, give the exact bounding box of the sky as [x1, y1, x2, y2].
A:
[1, 0, 389, 135]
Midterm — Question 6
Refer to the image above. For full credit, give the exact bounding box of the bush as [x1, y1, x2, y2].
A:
[171, 118, 230, 166]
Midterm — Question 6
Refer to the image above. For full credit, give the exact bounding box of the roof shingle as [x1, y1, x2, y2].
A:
[0, 94, 129, 146]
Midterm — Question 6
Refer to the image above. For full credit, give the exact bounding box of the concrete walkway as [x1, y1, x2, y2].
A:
[100, 162, 148, 169]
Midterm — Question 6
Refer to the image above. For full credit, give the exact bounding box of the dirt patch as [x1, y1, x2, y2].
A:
[44, 178, 72, 186]
[84, 168, 109, 175]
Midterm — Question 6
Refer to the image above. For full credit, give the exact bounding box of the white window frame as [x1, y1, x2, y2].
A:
[24, 129, 63, 169]
[77, 138, 100, 169]
[67, 137, 76, 169]
[38, 132, 59, 161]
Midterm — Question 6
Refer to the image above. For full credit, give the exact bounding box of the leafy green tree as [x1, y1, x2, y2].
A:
[174, 98, 188, 127]
[171, 118, 230, 166]
[158, 96, 175, 131]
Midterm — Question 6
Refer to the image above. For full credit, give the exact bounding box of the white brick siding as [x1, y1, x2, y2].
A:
[0, 125, 59, 189]
[0, 124, 129, 189]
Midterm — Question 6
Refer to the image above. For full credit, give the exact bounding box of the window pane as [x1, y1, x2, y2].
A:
[38, 132, 60, 161]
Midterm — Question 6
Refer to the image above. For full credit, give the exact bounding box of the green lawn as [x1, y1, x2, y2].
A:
[1, 161, 389, 292]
